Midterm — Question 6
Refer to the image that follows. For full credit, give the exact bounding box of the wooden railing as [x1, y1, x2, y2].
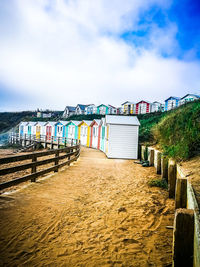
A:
[9, 133, 78, 149]
[0, 143, 80, 191]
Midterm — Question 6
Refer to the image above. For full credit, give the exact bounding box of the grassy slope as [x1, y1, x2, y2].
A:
[153, 100, 200, 160]
[139, 99, 200, 160]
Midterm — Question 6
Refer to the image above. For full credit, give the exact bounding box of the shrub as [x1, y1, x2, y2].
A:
[148, 178, 168, 189]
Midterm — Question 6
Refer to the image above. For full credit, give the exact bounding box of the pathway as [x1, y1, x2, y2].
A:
[0, 147, 174, 267]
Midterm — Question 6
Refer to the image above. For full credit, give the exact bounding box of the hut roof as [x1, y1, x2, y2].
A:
[105, 115, 140, 126]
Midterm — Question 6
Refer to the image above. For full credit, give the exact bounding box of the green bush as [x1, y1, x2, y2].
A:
[148, 178, 168, 189]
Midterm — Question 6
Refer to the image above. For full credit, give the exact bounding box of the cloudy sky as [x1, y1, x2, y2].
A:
[0, 0, 200, 111]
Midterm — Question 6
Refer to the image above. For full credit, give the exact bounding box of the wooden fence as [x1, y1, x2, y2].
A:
[0, 143, 80, 191]
[9, 133, 78, 149]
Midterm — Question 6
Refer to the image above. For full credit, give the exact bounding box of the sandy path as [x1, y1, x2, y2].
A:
[0, 147, 174, 267]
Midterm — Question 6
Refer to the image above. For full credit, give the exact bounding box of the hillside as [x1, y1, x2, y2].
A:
[153, 100, 200, 160]
[140, 99, 200, 160]
[0, 111, 36, 133]
[0, 111, 64, 134]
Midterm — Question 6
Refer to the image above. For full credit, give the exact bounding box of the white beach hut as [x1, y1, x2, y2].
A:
[35, 121, 47, 139]
[90, 119, 101, 149]
[45, 121, 57, 141]
[105, 115, 140, 159]
[99, 118, 107, 152]
[19, 121, 28, 138]
[27, 121, 36, 136]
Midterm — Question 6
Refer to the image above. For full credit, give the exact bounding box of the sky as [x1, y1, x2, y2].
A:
[0, 0, 200, 111]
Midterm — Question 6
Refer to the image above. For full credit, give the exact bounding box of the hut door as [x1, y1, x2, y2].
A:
[128, 104, 131, 114]
[36, 126, 40, 139]
[28, 126, 31, 136]
[47, 126, 51, 140]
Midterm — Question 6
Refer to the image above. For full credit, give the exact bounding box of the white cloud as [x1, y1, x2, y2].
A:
[0, 0, 199, 111]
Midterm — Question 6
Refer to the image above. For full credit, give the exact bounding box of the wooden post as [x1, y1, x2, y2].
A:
[64, 137, 67, 147]
[31, 155, 37, 182]
[173, 208, 194, 267]
[175, 178, 187, 209]
[141, 145, 145, 160]
[168, 159, 177, 198]
[156, 151, 161, 174]
[24, 133, 27, 147]
[44, 135, 47, 149]
[138, 144, 141, 160]
[57, 137, 60, 149]
[51, 136, 53, 149]
[161, 155, 168, 181]
[54, 150, 59, 172]
[149, 149, 154, 166]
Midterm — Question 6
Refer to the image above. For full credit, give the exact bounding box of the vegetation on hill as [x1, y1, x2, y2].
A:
[153, 100, 200, 160]
[0, 111, 36, 133]
[139, 100, 200, 160]
[63, 114, 105, 121]
[138, 112, 166, 143]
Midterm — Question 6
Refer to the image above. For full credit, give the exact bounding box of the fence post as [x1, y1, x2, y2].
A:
[168, 159, 177, 198]
[54, 150, 59, 172]
[24, 133, 27, 147]
[175, 178, 187, 209]
[44, 135, 47, 149]
[31, 155, 37, 182]
[64, 137, 67, 147]
[156, 151, 161, 174]
[161, 155, 168, 181]
[57, 137, 60, 149]
[51, 136, 53, 149]
[149, 149, 154, 166]
[173, 208, 194, 267]
[138, 144, 141, 160]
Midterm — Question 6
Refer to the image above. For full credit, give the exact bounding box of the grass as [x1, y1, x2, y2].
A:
[138, 111, 166, 143]
[148, 178, 168, 189]
[153, 100, 200, 160]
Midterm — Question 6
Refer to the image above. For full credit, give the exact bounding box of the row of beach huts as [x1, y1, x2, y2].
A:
[19, 115, 140, 159]
[63, 94, 200, 118]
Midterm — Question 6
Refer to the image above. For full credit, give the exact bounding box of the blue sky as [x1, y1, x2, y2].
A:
[0, 0, 199, 111]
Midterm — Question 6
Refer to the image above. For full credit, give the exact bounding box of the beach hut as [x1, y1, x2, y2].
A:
[164, 96, 180, 111]
[99, 118, 106, 152]
[121, 101, 135, 114]
[105, 115, 140, 159]
[151, 101, 164, 112]
[65, 121, 81, 141]
[19, 122, 28, 138]
[135, 100, 151, 114]
[89, 119, 101, 149]
[27, 122, 36, 136]
[78, 120, 92, 146]
[179, 94, 200, 106]
[35, 122, 46, 139]
[97, 104, 109, 115]
[45, 121, 57, 141]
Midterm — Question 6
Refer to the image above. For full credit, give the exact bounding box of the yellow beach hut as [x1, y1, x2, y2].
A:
[78, 120, 93, 146]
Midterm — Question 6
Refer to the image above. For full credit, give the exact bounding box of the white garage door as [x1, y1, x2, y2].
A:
[107, 124, 139, 159]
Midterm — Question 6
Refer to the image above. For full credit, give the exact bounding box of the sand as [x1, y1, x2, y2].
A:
[179, 155, 200, 208]
[0, 147, 174, 267]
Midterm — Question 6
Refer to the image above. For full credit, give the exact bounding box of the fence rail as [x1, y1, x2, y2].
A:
[9, 133, 78, 149]
[0, 143, 80, 191]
